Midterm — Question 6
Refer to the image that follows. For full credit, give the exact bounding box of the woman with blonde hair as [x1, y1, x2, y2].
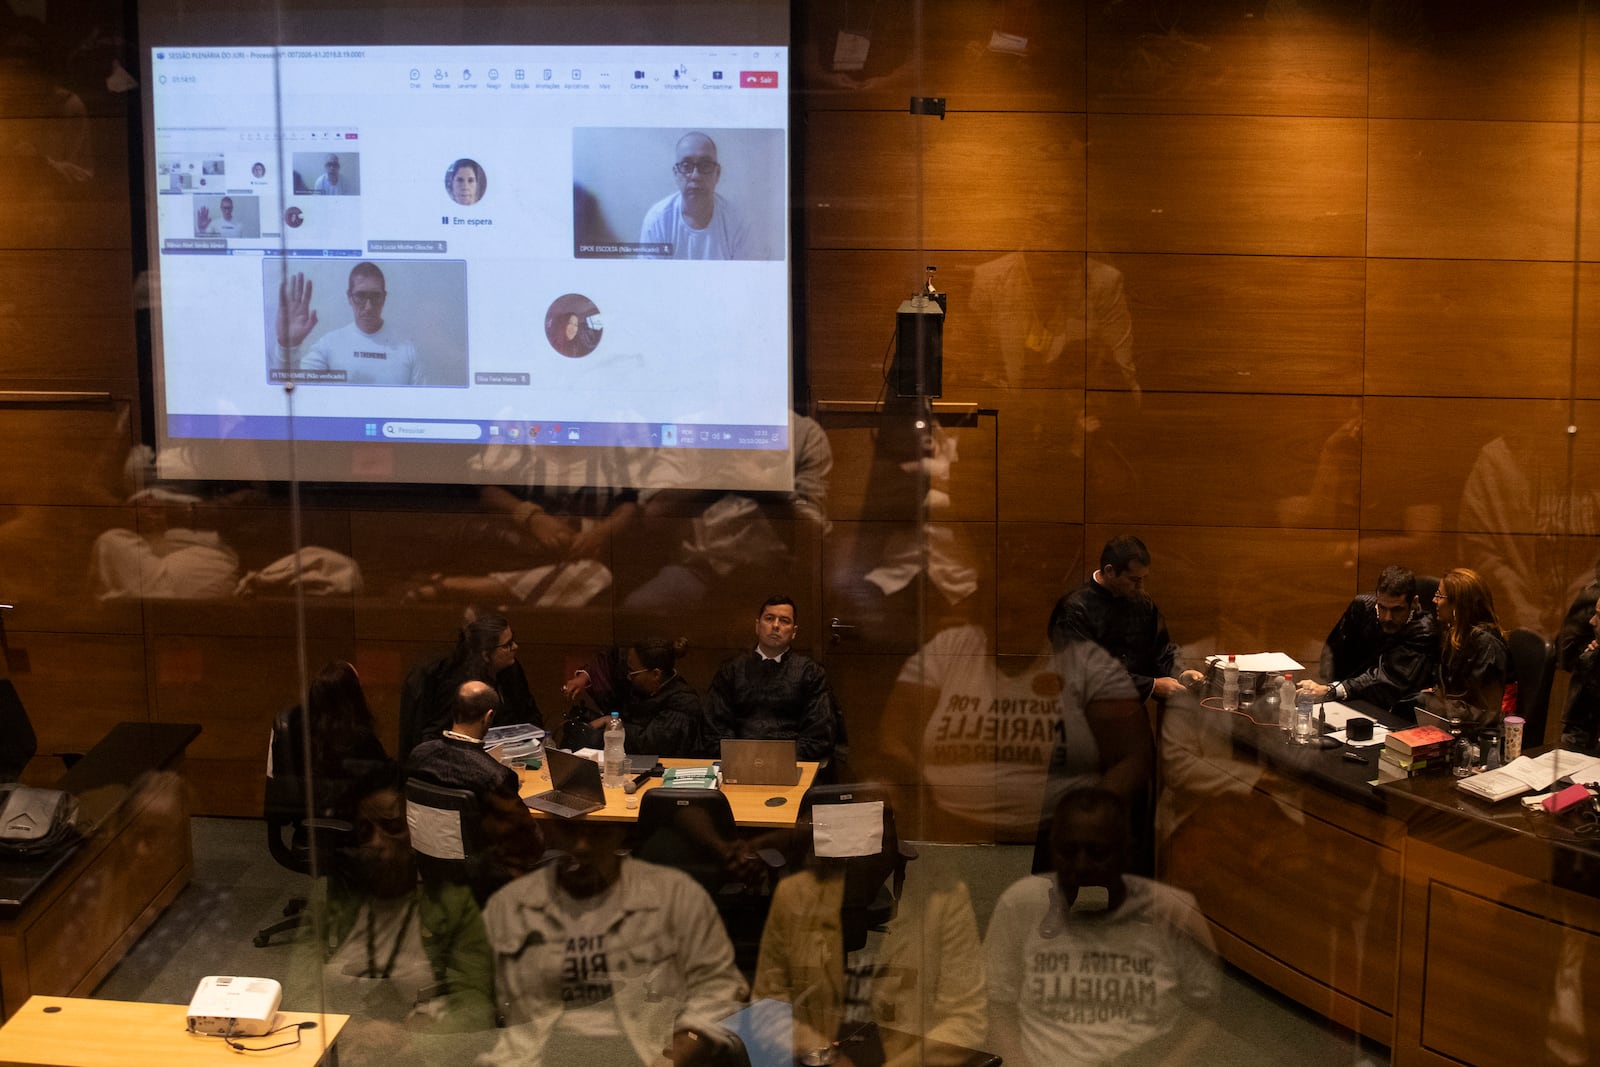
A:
[1432, 567, 1513, 724]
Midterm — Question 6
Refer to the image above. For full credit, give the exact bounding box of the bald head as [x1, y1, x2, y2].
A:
[453, 680, 498, 728]
[672, 131, 720, 226]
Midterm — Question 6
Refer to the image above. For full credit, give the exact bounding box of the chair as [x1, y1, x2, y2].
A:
[404, 777, 495, 1007]
[632, 787, 784, 973]
[1507, 628, 1557, 747]
[797, 784, 916, 953]
[397, 652, 453, 764]
[255, 706, 357, 947]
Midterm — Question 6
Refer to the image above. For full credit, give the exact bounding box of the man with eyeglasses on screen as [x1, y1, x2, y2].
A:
[639, 131, 754, 260]
[275, 262, 422, 385]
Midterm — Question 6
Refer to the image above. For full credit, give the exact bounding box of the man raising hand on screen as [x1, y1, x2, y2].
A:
[276, 263, 422, 385]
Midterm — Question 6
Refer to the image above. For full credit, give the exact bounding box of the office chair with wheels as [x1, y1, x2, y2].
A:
[1508, 628, 1557, 747]
[797, 784, 916, 953]
[256, 706, 358, 948]
[404, 777, 497, 1010]
[632, 786, 785, 973]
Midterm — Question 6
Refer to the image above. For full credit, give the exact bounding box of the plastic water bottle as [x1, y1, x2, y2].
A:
[1279, 673, 1297, 732]
[1222, 655, 1240, 712]
[603, 711, 626, 788]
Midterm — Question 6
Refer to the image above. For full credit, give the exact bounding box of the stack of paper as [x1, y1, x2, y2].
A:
[1456, 750, 1600, 803]
[661, 765, 721, 789]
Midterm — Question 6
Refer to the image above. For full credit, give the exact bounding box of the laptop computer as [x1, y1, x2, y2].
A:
[524, 748, 606, 818]
[719, 738, 800, 786]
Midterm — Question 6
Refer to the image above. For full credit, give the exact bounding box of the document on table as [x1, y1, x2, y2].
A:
[1205, 652, 1305, 674]
[1456, 749, 1600, 803]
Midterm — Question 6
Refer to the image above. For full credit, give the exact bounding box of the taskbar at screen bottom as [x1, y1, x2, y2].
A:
[165, 413, 788, 449]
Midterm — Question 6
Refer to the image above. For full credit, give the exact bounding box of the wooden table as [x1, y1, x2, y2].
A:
[0, 996, 347, 1066]
[518, 757, 819, 828]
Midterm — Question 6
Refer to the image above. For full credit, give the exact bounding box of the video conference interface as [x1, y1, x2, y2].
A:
[148, 45, 792, 485]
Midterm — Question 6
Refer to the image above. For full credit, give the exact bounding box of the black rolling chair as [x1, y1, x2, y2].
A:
[632, 787, 784, 973]
[796, 784, 916, 953]
[256, 706, 358, 947]
[1507, 628, 1557, 748]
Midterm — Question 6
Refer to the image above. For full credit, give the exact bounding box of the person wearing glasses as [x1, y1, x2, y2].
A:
[639, 131, 754, 260]
[276, 262, 422, 384]
[559, 637, 704, 756]
[1429, 567, 1513, 725]
[1297, 565, 1438, 715]
[401, 608, 543, 760]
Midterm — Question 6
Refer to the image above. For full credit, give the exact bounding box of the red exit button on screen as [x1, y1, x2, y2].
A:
[740, 70, 779, 88]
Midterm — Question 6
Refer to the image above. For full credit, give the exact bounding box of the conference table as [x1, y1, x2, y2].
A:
[517, 756, 820, 828]
[0, 996, 347, 1066]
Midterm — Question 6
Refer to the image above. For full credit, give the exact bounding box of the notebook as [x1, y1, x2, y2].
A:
[524, 748, 606, 818]
[719, 738, 800, 786]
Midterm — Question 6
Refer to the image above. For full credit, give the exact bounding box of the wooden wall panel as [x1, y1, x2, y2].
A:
[1088, 3, 1368, 118]
[796, 0, 1086, 113]
[1087, 116, 1366, 257]
[0, 118, 130, 250]
[1369, 2, 1582, 121]
[1085, 392, 1362, 530]
[1574, 262, 1600, 391]
[1365, 259, 1574, 398]
[1097, 253, 1365, 394]
[821, 519, 996, 656]
[816, 410, 995, 524]
[967, 387, 1085, 524]
[0, 402, 132, 506]
[1085, 523, 1357, 671]
[808, 250, 1099, 396]
[996, 521, 1084, 656]
[6, 634, 147, 757]
[0, 505, 139, 634]
[805, 112, 1085, 250]
[806, 250, 946, 399]
[1577, 123, 1600, 262]
[0, 252, 137, 380]
[1360, 396, 1571, 535]
[1367, 119, 1577, 261]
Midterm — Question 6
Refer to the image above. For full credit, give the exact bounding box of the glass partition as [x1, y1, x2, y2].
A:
[0, 2, 1596, 1065]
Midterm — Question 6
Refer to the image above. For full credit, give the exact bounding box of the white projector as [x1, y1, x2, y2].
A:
[186, 975, 283, 1037]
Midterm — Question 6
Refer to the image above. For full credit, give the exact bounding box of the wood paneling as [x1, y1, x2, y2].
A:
[1086, 392, 1362, 530]
[1087, 523, 1356, 669]
[1089, 2, 1369, 117]
[0, 118, 131, 250]
[1367, 119, 1577, 261]
[1360, 396, 1572, 535]
[1577, 123, 1600, 262]
[966, 387, 1084, 524]
[0, 505, 139, 634]
[1366, 259, 1575, 398]
[817, 409, 996, 524]
[1419, 883, 1599, 1064]
[1086, 115, 1367, 257]
[805, 112, 1085, 250]
[822, 519, 996, 656]
[1369, 1, 1582, 121]
[796, 0, 1086, 113]
[806, 250, 952, 399]
[5, 634, 147, 757]
[0, 402, 132, 506]
[1097, 253, 1365, 394]
[0, 252, 137, 380]
[996, 522, 1084, 656]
